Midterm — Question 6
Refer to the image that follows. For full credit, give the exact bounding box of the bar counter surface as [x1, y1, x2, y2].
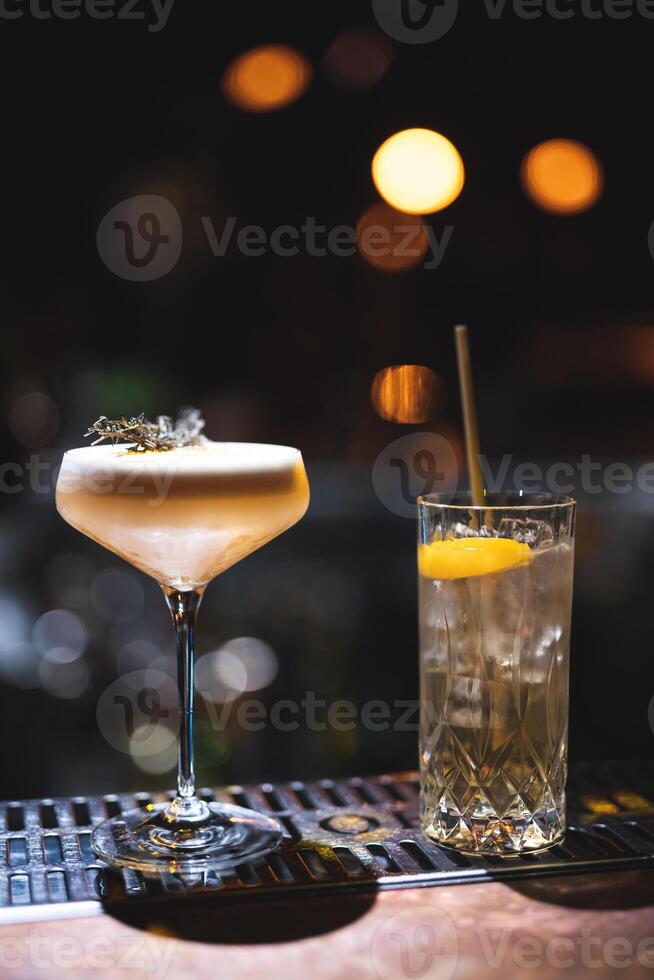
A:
[3, 869, 654, 979]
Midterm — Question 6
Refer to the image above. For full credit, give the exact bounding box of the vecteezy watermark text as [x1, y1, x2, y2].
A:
[372, 0, 654, 45]
[372, 432, 654, 517]
[97, 678, 427, 756]
[95, 195, 454, 281]
[201, 216, 452, 269]
[0, 0, 175, 30]
[371, 905, 654, 979]
[482, 0, 654, 19]
[480, 453, 654, 495]
[0, 929, 175, 977]
[6, 454, 177, 506]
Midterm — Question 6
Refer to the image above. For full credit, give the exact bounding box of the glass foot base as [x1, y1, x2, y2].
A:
[91, 802, 283, 873]
[422, 801, 565, 855]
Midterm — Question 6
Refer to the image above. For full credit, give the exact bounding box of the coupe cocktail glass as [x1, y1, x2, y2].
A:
[418, 492, 575, 854]
[56, 441, 309, 871]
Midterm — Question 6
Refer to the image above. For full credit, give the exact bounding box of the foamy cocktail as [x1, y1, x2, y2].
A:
[57, 442, 309, 590]
[56, 421, 309, 872]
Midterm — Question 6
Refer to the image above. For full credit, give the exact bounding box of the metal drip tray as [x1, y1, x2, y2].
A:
[1, 764, 653, 924]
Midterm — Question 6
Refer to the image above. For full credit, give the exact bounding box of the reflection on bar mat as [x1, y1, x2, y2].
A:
[0, 761, 653, 923]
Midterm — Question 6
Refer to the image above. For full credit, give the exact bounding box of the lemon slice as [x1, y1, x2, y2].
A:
[419, 536, 532, 580]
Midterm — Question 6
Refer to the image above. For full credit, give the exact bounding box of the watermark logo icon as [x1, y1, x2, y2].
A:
[372, 0, 459, 43]
[372, 432, 458, 518]
[96, 669, 178, 755]
[371, 905, 458, 980]
[648, 219, 654, 262]
[96, 195, 182, 281]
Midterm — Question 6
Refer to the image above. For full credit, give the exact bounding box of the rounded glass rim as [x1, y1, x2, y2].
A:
[417, 491, 575, 511]
[62, 441, 302, 457]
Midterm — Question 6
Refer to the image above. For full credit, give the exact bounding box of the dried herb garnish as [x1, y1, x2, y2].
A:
[85, 408, 206, 452]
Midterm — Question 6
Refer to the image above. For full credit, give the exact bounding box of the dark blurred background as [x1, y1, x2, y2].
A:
[1, 0, 653, 800]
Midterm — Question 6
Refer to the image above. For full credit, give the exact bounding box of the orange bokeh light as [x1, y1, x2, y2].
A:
[356, 202, 428, 273]
[222, 45, 312, 113]
[371, 365, 443, 424]
[521, 139, 603, 215]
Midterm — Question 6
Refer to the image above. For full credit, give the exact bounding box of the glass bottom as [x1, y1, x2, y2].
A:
[422, 800, 565, 855]
[91, 801, 283, 873]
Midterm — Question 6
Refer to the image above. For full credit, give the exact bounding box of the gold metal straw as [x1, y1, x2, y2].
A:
[454, 324, 485, 509]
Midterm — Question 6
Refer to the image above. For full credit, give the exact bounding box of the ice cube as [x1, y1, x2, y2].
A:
[450, 521, 498, 538]
[451, 521, 479, 538]
[497, 517, 553, 548]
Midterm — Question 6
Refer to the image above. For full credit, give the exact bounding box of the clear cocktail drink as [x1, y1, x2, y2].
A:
[418, 493, 575, 854]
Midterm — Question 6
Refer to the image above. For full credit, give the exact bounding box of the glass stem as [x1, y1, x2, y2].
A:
[163, 586, 206, 821]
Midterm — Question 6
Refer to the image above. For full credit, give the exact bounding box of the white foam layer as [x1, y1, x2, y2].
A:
[61, 441, 302, 476]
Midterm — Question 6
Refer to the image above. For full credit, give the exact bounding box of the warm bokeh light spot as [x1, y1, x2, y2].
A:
[8, 391, 59, 448]
[581, 796, 620, 816]
[356, 202, 428, 272]
[371, 129, 464, 215]
[623, 326, 654, 385]
[371, 365, 443, 423]
[521, 139, 603, 215]
[612, 792, 654, 813]
[222, 45, 312, 113]
[322, 27, 394, 92]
